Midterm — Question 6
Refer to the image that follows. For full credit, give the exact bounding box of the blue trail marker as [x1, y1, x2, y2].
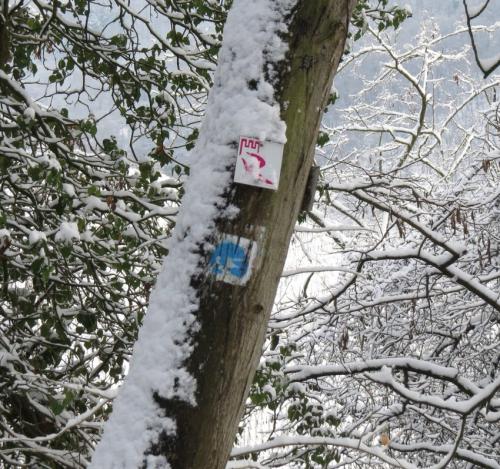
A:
[208, 234, 257, 285]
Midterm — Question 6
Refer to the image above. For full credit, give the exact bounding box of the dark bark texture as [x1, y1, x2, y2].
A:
[150, 1, 357, 468]
[0, 1, 10, 67]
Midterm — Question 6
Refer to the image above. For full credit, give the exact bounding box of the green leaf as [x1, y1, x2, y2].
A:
[317, 131, 329, 148]
[49, 398, 65, 416]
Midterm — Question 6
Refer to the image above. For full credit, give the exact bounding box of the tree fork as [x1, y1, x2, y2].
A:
[151, 1, 357, 468]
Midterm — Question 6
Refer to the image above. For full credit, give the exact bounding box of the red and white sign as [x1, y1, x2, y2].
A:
[234, 136, 284, 190]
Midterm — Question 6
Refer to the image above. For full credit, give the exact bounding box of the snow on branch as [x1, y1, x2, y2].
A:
[231, 436, 417, 469]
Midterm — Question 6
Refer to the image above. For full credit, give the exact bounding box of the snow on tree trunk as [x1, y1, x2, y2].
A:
[90, 1, 356, 468]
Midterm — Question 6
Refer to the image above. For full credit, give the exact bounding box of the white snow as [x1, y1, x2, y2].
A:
[231, 436, 417, 469]
[62, 183, 76, 197]
[54, 222, 80, 243]
[28, 230, 47, 245]
[83, 196, 108, 212]
[89, 1, 294, 468]
[262, 384, 276, 401]
[23, 106, 36, 122]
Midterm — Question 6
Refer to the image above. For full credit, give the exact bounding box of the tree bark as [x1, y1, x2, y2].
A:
[152, 1, 357, 468]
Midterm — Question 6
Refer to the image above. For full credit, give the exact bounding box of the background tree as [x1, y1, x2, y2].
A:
[0, 1, 228, 467]
[232, 15, 500, 469]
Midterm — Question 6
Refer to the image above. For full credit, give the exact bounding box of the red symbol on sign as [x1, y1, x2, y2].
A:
[239, 137, 262, 154]
[239, 138, 274, 186]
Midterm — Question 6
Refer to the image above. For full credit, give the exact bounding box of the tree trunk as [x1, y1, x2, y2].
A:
[154, 1, 356, 468]
[90, 1, 356, 468]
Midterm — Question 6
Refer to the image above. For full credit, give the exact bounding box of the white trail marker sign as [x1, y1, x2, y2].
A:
[235, 136, 284, 190]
